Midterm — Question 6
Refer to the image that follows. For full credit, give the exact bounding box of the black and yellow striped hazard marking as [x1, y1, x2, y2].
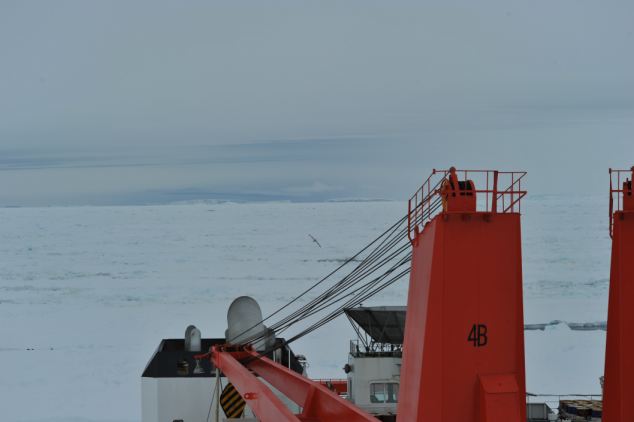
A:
[220, 382, 246, 418]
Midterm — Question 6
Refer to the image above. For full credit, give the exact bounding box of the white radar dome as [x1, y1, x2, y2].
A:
[225, 296, 275, 351]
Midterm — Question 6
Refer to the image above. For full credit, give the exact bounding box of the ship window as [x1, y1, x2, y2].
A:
[370, 382, 399, 403]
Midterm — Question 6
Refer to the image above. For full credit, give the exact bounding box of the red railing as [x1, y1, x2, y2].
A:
[609, 167, 634, 238]
[407, 168, 527, 244]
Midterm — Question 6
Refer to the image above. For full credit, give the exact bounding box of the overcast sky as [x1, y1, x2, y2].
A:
[1, 1, 633, 205]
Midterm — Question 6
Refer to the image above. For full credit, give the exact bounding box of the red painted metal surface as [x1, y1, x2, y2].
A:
[478, 374, 522, 422]
[244, 349, 377, 422]
[200, 346, 378, 422]
[399, 167, 527, 422]
[209, 347, 300, 422]
[603, 167, 634, 422]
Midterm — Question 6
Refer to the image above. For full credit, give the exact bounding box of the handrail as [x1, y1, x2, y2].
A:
[408, 168, 527, 244]
[609, 167, 634, 238]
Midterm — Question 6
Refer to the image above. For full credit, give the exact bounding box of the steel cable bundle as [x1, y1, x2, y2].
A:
[227, 177, 447, 358]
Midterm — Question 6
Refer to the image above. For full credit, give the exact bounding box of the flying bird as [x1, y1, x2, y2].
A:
[308, 234, 322, 248]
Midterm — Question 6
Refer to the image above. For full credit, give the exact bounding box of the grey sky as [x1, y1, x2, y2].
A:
[1, 1, 633, 205]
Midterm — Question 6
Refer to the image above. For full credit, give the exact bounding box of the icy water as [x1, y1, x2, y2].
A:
[0, 197, 610, 421]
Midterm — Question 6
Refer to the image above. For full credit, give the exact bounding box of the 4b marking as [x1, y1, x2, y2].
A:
[468, 324, 488, 347]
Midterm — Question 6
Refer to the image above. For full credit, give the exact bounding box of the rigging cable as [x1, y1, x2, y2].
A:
[242, 198, 441, 347]
[230, 174, 448, 350]
[239, 197, 442, 347]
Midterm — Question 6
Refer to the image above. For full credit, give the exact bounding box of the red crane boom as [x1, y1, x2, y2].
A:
[197, 345, 379, 422]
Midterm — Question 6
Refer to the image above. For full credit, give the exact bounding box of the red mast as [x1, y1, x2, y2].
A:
[399, 168, 527, 422]
[603, 167, 634, 422]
